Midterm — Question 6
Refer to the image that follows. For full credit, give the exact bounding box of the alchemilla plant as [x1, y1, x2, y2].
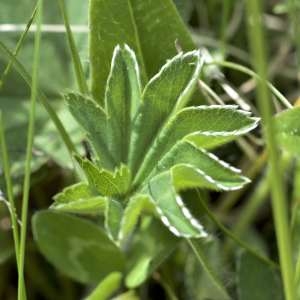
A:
[51, 45, 258, 244]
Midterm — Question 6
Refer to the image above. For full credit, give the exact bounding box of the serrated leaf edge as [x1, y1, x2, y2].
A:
[173, 163, 250, 191]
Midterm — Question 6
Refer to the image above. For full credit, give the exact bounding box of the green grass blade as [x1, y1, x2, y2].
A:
[0, 113, 20, 264]
[0, 2, 37, 89]
[57, 0, 88, 94]
[17, 1, 43, 298]
[0, 41, 77, 157]
[209, 60, 292, 109]
[196, 190, 278, 269]
[245, 1, 296, 299]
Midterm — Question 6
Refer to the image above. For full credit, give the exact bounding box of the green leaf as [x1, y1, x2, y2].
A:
[105, 45, 141, 165]
[187, 239, 231, 300]
[32, 210, 125, 283]
[75, 156, 131, 196]
[119, 194, 153, 241]
[53, 182, 95, 203]
[113, 291, 139, 300]
[51, 197, 107, 215]
[148, 171, 208, 238]
[135, 105, 257, 185]
[125, 218, 178, 288]
[237, 251, 283, 300]
[86, 272, 122, 300]
[65, 92, 115, 169]
[51, 182, 107, 215]
[129, 50, 203, 175]
[105, 199, 123, 241]
[275, 107, 300, 157]
[156, 141, 249, 191]
[89, 0, 195, 102]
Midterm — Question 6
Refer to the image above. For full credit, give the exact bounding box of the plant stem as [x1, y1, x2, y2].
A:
[245, 1, 296, 299]
[0, 113, 20, 264]
[0, 2, 37, 90]
[17, 1, 42, 299]
[57, 0, 89, 94]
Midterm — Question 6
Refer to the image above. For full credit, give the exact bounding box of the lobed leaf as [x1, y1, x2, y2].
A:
[135, 105, 258, 184]
[148, 171, 208, 238]
[51, 198, 106, 215]
[51, 182, 106, 214]
[129, 50, 203, 175]
[65, 92, 115, 169]
[105, 45, 141, 165]
[156, 141, 249, 191]
[75, 156, 131, 196]
[53, 182, 94, 204]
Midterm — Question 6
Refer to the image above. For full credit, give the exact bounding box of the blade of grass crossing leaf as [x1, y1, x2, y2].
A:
[57, 0, 88, 94]
[237, 251, 284, 300]
[246, 1, 296, 299]
[195, 190, 278, 269]
[0, 2, 37, 89]
[0, 113, 27, 299]
[0, 41, 77, 157]
[209, 61, 293, 109]
[0, 113, 20, 266]
[18, 1, 42, 299]
[187, 239, 231, 300]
